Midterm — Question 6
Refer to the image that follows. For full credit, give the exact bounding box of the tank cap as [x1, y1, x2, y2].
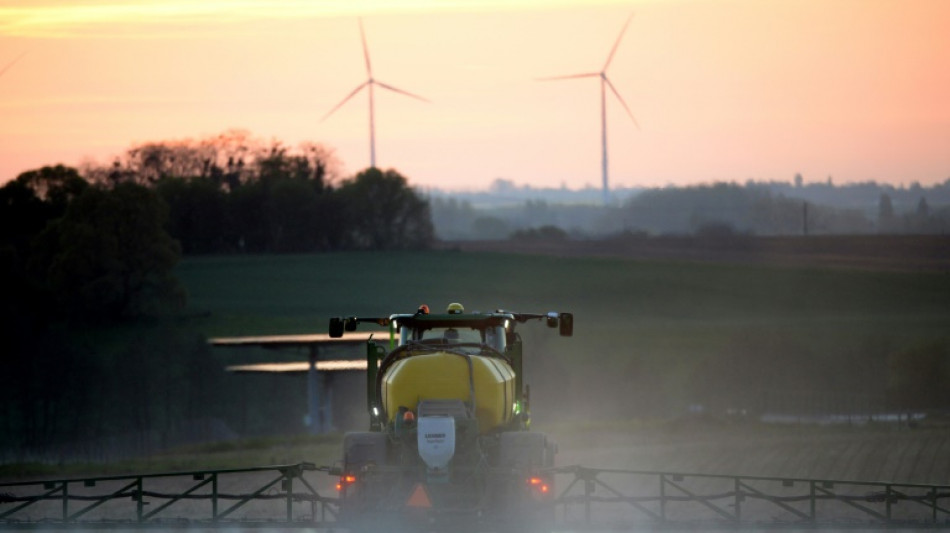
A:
[447, 302, 464, 314]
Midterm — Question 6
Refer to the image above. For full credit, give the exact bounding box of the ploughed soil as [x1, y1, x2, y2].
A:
[442, 235, 950, 272]
[546, 421, 950, 527]
[550, 421, 950, 485]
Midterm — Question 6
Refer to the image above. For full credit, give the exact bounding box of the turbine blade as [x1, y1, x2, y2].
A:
[320, 82, 369, 122]
[605, 77, 639, 129]
[0, 51, 28, 80]
[603, 13, 634, 72]
[535, 72, 599, 82]
[374, 80, 430, 103]
[359, 18, 372, 76]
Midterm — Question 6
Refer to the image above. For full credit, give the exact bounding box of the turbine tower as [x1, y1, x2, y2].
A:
[538, 14, 638, 205]
[321, 19, 429, 169]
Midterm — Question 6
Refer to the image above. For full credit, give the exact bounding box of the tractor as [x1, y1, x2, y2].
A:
[328, 303, 573, 532]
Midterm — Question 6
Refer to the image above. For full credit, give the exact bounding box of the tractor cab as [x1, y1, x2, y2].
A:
[394, 304, 510, 353]
[405, 325, 501, 348]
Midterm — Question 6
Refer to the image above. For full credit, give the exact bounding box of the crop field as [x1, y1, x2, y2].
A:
[179, 248, 950, 343]
[178, 247, 950, 421]
[172, 246, 950, 495]
[453, 234, 950, 272]
[552, 421, 950, 485]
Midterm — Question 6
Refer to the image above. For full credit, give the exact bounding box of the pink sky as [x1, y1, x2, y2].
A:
[1, 0, 948, 190]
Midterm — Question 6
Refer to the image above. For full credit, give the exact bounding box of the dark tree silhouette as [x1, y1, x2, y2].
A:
[156, 177, 230, 254]
[335, 167, 434, 250]
[0, 166, 89, 254]
[31, 183, 185, 319]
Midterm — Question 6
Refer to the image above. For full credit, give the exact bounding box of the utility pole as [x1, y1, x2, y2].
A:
[802, 201, 808, 236]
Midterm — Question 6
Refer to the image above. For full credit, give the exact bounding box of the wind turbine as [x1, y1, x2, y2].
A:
[321, 19, 429, 169]
[538, 14, 638, 205]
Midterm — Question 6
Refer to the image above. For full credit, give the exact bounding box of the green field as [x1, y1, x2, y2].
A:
[4, 249, 948, 478]
[177, 250, 950, 420]
[179, 250, 950, 335]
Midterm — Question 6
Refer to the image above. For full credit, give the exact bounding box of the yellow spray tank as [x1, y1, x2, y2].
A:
[373, 303, 522, 434]
[329, 303, 574, 434]
[381, 347, 517, 433]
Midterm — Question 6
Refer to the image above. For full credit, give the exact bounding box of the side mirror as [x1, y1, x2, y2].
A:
[330, 317, 343, 339]
[329, 317, 344, 338]
[558, 313, 573, 337]
[344, 316, 358, 332]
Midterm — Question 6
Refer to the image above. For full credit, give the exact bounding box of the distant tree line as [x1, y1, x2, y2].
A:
[430, 180, 950, 240]
[78, 129, 434, 254]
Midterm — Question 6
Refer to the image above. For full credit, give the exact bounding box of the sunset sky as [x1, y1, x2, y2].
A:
[1, 0, 948, 190]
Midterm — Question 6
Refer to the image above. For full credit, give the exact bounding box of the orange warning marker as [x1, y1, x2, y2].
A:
[406, 483, 432, 508]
